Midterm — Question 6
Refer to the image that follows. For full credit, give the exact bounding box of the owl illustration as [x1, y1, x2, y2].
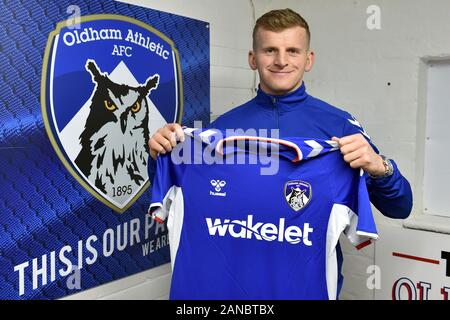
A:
[286, 187, 308, 211]
[75, 59, 159, 200]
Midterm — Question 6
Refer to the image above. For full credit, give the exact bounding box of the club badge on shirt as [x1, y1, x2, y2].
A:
[284, 180, 312, 212]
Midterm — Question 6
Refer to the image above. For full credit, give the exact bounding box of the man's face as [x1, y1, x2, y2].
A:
[249, 26, 314, 96]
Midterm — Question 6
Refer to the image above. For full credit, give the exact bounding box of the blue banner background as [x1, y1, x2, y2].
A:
[0, 0, 210, 299]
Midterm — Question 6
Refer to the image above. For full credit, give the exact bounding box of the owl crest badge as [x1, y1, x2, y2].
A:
[284, 180, 312, 212]
[41, 15, 183, 213]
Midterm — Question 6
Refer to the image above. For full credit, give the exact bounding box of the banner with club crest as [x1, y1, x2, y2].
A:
[0, 0, 209, 299]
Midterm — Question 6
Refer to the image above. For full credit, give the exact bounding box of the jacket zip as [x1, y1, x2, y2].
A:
[272, 97, 280, 129]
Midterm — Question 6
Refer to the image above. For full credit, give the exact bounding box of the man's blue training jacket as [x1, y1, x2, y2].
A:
[208, 81, 413, 297]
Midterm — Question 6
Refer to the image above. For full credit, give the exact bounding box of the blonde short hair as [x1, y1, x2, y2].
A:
[253, 8, 311, 49]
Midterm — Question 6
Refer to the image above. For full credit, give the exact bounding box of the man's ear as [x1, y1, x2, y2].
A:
[248, 50, 257, 70]
[305, 50, 315, 72]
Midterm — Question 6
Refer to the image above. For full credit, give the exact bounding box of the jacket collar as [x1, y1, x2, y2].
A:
[254, 81, 309, 111]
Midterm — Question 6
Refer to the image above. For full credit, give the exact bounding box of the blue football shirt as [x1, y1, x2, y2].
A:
[148, 128, 378, 300]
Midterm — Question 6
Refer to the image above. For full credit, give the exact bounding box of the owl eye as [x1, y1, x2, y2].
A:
[104, 100, 117, 111]
[131, 100, 141, 113]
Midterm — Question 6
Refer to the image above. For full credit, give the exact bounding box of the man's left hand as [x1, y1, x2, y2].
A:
[331, 134, 385, 177]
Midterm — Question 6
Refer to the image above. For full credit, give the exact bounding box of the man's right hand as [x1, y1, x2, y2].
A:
[148, 123, 185, 160]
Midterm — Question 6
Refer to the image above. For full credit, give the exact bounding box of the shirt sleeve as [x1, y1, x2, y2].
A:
[342, 115, 413, 220]
[331, 156, 379, 250]
[342, 114, 379, 153]
[147, 153, 180, 223]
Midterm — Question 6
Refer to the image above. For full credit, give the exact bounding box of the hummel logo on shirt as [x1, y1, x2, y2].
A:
[210, 179, 226, 197]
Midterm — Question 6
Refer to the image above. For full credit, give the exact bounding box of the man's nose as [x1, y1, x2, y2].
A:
[274, 52, 288, 67]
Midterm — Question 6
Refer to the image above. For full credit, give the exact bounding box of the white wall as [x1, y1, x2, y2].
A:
[252, 0, 450, 300]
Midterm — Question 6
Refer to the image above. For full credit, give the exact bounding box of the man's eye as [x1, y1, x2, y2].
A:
[104, 100, 117, 111]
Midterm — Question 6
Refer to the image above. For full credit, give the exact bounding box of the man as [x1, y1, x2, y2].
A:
[148, 8, 412, 296]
